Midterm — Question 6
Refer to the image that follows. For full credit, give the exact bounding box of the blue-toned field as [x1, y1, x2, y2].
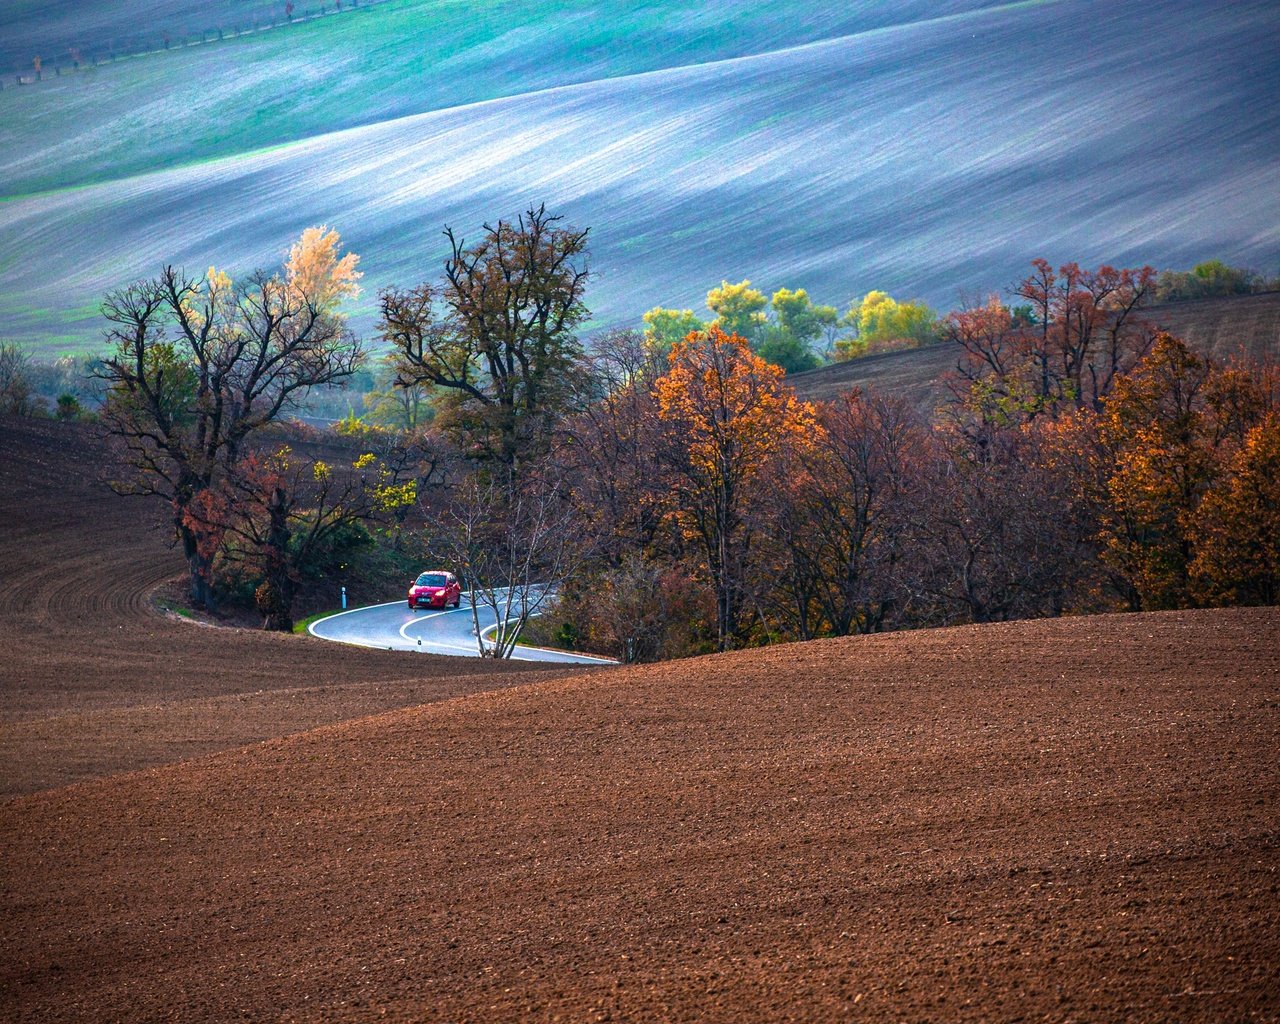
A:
[1, 0, 1277, 354]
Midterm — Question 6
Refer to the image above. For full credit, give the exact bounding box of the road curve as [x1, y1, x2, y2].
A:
[308, 595, 616, 666]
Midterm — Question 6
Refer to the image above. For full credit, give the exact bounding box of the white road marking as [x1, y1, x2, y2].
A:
[306, 599, 404, 636]
[307, 588, 617, 663]
[397, 605, 469, 643]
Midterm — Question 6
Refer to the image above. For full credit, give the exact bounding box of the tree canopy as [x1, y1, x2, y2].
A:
[381, 203, 590, 479]
[98, 228, 365, 609]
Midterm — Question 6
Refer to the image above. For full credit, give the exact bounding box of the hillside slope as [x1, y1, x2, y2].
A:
[0, 0, 1007, 192]
[3, 605, 1277, 1022]
[0, 415, 567, 795]
[789, 291, 1280, 407]
[2, 0, 1277, 354]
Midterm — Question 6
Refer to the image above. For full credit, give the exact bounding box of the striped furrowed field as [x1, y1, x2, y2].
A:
[1, 0, 1277, 354]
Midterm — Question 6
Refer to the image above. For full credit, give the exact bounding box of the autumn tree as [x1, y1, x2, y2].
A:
[98, 227, 364, 609]
[332, 413, 459, 551]
[642, 307, 705, 358]
[381, 204, 590, 480]
[654, 326, 817, 649]
[558, 329, 670, 565]
[1093, 334, 1217, 609]
[943, 296, 1039, 424]
[549, 555, 714, 663]
[767, 389, 921, 638]
[1091, 334, 1275, 610]
[836, 291, 939, 359]
[942, 261, 1157, 446]
[1013, 259, 1157, 410]
[1190, 412, 1280, 605]
[186, 447, 379, 630]
[705, 279, 767, 343]
[896, 418, 1102, 625]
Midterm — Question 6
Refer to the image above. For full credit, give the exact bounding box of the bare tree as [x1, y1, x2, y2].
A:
[901, 427, 1094, 625]
[433, 474, 591, 658]
[97, 239, 365, 609]
[0, 342, 42, 416]
[769, 389, 922, 638]
[555, 329, 671, 566]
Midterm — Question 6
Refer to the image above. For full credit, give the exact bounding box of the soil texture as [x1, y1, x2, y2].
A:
[1, 415, 1278, 1022]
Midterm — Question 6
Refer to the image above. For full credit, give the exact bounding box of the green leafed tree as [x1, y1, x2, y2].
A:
[757, 287, 839, 372]
[642, 307, 706, 358]
[756, 327, 822, 373]
[706, 279, 767, 343]
[771, 287, 838, 345]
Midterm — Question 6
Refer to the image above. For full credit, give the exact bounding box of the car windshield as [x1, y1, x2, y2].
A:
[416, 573, 448, 587]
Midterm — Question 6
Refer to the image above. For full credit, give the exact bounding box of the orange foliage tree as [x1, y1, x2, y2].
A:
[1095, 334, 1216, 609]
[1190, 412, 1280, 605]
[1092, 334, 1275, 610]
[654, 326, 818, 649]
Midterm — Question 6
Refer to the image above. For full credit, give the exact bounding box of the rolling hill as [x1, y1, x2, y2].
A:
[2, 0, 1278, 354]
[787, 291, 1280, 408]
[5, 609, 1278, 1024]
[0, 414, 565, 796]
[0, 0, 1012, 193]
[1, 413, 1277, 1022]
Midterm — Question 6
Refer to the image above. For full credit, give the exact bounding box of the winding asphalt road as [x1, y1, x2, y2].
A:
[308, 594, 615, 665]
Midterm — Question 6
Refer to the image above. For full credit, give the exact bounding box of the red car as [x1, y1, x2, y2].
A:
[408, 570, 462, 611]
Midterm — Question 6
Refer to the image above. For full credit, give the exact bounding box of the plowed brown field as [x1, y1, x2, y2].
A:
[789, 291, 1280, 407]
[0, 415, 566, 794]
[1, 414, 1278, 1023]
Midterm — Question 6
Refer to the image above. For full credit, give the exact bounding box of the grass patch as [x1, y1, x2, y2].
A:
[293, 608, 344, 635]
[154, 597, 195, 620]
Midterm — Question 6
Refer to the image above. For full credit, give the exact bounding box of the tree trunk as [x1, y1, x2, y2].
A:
[257, 571, 296, 632]
[181, 524, 218, 612]
[259, 491, 295, 631]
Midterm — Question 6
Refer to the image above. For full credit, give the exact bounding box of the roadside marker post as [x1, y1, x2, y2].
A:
[341, 586, 347, 610]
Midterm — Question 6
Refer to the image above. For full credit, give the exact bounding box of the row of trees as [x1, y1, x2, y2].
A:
[94, 207, 601, 640]
[1154, 259, 1280, 304]
[540, 319, 1277, 657]
[642, 281, 940, 374]
[0, 344, 104, 419]
[371, 244, 1275, 656]
[83, 204, 1280, 652]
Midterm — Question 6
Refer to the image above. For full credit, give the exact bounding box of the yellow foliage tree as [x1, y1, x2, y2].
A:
[642, 306, 705, 357]
[836, 290, 938, 359]
[705, 279, 767, 342]
[285, 225, 362, 312]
